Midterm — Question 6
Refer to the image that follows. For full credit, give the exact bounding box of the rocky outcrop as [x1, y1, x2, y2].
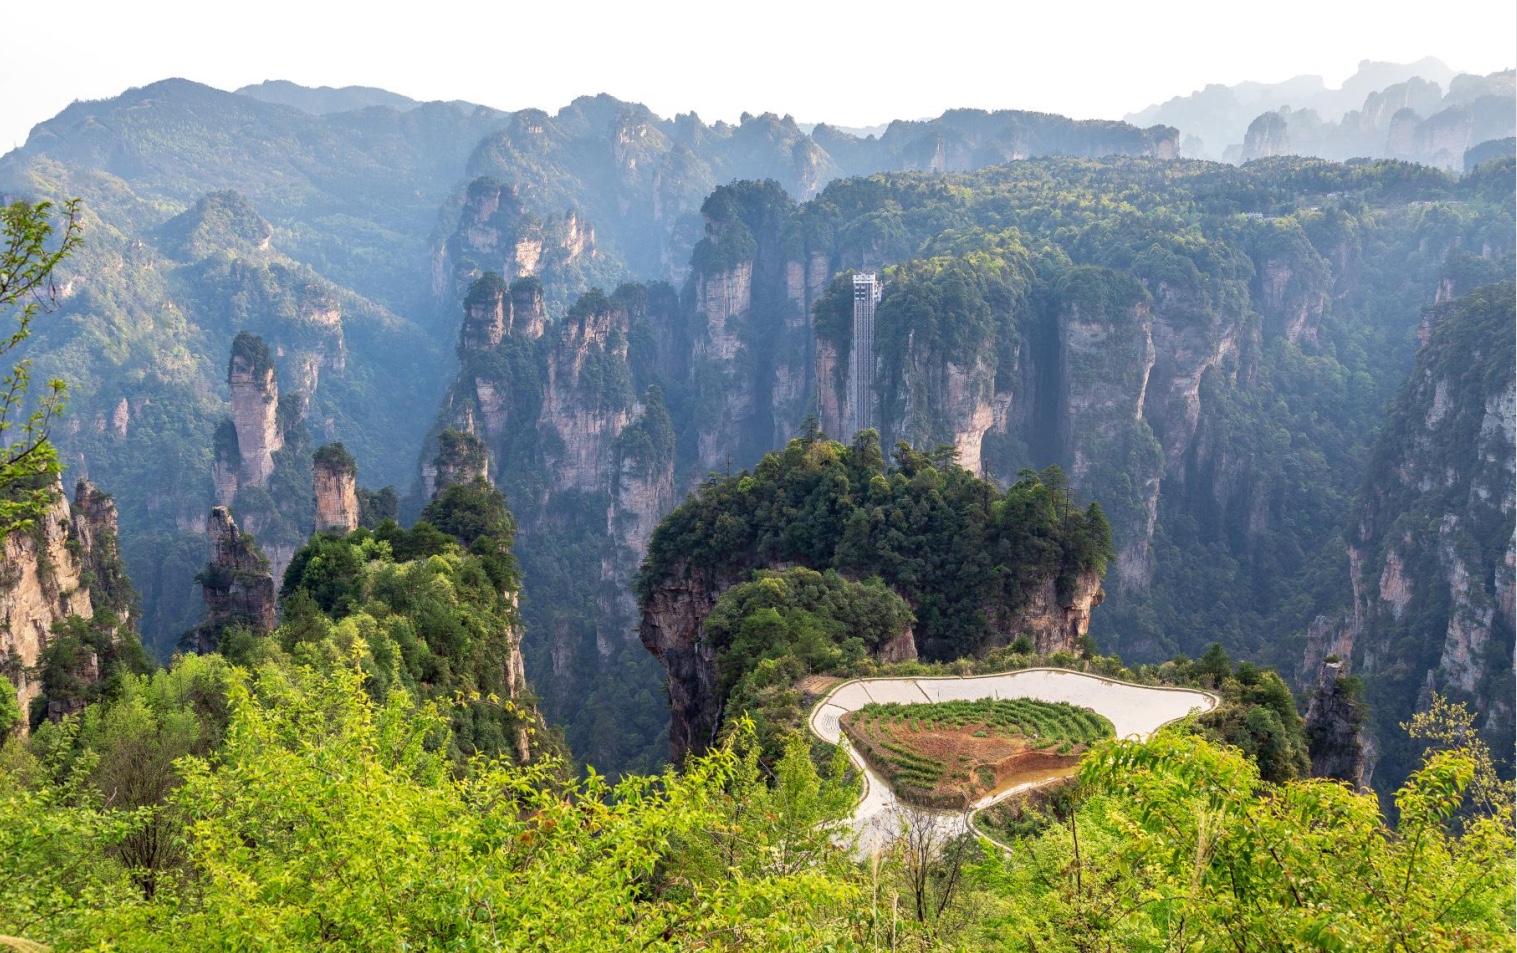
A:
[460, 272, 546, 352]
[1316, 282, 1515, 793]
[639, 559, 930, 762]
[1303, 660, 1367, 787]
[428, 429, 491, 495]
[1241, 111, 1291, 160]
[638, 560, 735, 760]
[196, 506, 276, 651]
[228, 332, 282, 488]
[1, 487, 92, 726]
[0, 479, 135, 730]
[539, 293, 634, 492]
[1220, 69, 1513, 169]
[436, 177, 600, 313]
[641, 562, 1095, 762]
[991, 571, 1105, 656]
[313, 443, 359, 533]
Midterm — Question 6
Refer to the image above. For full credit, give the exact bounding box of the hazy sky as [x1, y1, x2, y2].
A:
[3, 0, 1514, 150]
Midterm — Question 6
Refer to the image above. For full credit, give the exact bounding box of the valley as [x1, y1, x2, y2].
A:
[0, 44, 1513, 948]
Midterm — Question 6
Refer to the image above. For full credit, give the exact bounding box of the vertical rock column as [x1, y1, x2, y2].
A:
[196, 506, 276, 652]
[313, 443, 360, 534]
[228, 332, 282, 488]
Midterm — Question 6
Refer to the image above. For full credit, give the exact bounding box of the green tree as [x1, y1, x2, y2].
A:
[0, 200, 82, 537]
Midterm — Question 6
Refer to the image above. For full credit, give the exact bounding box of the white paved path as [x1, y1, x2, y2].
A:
[807, 668, 1217, 853]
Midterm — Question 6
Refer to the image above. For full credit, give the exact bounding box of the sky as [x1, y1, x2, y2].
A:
[3, 0, 1514, 150]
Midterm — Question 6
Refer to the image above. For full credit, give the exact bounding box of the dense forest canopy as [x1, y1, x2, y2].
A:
[640, 431, 1111, 661]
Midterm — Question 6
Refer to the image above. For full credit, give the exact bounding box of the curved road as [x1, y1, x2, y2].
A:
[807, 668, 1217, 853]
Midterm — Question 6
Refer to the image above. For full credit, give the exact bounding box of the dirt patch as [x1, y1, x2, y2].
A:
[841, 711, 1088, 809]
[796, 674, 843, 697]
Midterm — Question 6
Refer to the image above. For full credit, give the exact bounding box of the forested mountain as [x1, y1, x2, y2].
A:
[0, 81, 1175, 664]
[638, 435, 1112, 759]
[1, 77, 1511, 794]
[1, 69, 1514, 950]
[432, 150, 1514, 787]
[1127, 58, 1516, 170]
[1304, 280, 1515, 793]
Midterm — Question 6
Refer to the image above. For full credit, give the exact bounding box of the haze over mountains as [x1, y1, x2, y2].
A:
[1128, 57, 1515, 167]
[0, 60, 1512, 790]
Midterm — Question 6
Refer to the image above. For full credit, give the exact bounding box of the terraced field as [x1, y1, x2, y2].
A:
[841, 699, 1114, 807]
[807, 668, 1218, 853]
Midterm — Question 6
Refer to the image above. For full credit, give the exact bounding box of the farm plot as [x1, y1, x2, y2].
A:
[840, 698, 1113, 808]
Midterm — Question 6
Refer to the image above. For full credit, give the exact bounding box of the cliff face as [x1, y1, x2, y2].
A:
[992, 570, 1106, 656]
[228, 335, 283, 488]
[424, 158, 1513, 777]
[197, 506, 277, 650]
[313, 445, 359, 533]
[1240, 111, 1292, 161]
[540, 294, 635, 492]
[1303, 660, 1368, 787]
[1308, 282, 1515, 792]
[435, 177, 605, 317]
[637, 560, 736, 758]
[0, 479, 132, 730]
[1057, 281, 1164, 591]
[1, 489, 92, 725]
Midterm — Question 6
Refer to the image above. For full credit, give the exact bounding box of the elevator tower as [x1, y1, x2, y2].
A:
[849, 272, 881, 436]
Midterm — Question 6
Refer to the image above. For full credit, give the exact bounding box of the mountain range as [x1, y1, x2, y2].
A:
[1, 65, 1511, 791]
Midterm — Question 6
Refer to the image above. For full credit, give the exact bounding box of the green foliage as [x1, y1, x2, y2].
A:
[689, 180, 789, 275]
[858, 698, 1114, 743]
[0, 199, 81, 537]
[5, 659, 1508, 950]
[2, 659, 868, 951]
[313, 441, 356, 476]
[706, 567, 912, 694]
[278, 480, 532, 763]
[432, 428, 488, 484]
[968, 727, 1516, 951]
[227, 330, 274, 379]
[641, 432, 1111, 661]
[159, 191, 272, 261]
[32, 612, 149, 730]
[355, 485, 397, 528]
[0, 675, 21, 738]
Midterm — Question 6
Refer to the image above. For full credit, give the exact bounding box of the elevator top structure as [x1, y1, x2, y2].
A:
[848, 273, 882, 437]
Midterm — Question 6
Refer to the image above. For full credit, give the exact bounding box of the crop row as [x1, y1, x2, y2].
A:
[854, 698, 1114, 743]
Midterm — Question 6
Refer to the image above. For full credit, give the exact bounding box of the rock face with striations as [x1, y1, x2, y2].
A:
[1303, 660, 1367, 788]
[313, 443, 360, 533]
[637, 559, 741, 759]
[196, 506, 276, 651]
[227, 331, 283, 488]
[214, 333, 314, 589]
[1302, 282, 1515, 793]
[0, 479, 133, 730]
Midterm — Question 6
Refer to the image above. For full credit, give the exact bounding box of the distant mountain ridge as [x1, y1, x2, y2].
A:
[1127, 58, 1515, 168]
[235, 79, 429, 115]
